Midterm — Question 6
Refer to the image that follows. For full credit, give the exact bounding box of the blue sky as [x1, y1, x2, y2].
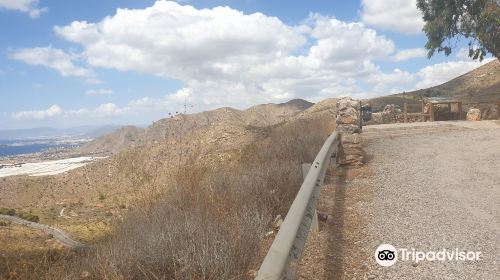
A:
[0, 0, 492, 129]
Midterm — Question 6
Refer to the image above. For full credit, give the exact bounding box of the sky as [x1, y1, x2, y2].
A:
[0, 0, 494, 129]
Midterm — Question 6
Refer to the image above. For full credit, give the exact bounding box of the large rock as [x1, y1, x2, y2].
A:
[336, 107, 359, 125]
[337, 98, 360, 111]
[466, 108, 482, 121]
[383, 104, 396, 114]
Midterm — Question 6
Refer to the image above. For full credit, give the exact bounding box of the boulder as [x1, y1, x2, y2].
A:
[336, 107, 359, 125]
[466, 108, 481, 121]
[383, 104, 396, 114]
[337, 98, 360, 111]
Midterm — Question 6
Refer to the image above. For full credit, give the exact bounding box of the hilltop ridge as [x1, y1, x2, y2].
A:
[80, 99, 314, 154]
[369, 59, 500, 111]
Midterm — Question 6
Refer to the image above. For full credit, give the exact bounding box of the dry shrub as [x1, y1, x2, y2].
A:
[0, 249, 72, 280]
[12, 116, 334, 280]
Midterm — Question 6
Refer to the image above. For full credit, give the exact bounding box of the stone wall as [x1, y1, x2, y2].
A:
[336, 97, 363, 166]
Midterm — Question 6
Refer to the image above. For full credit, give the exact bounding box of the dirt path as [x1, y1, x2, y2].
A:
[0, 214, 84, 248]
[298, 121, 500, 279]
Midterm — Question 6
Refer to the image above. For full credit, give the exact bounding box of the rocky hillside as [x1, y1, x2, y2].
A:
[80, 125, 144, 154]
[80, 99, 313, 154]
[0, 98, 333, 212]
[369, 59, 500, 112]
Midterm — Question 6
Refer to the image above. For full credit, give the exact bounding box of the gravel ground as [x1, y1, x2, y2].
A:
[360, 127, 500, 279]
[298, 123, 500, 280]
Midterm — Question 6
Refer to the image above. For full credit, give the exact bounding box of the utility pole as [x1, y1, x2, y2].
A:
[183, 96, 193, 114]
[184, 96, 187, 114]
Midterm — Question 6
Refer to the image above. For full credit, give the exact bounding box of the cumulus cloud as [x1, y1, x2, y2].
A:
[13, 1, 482, 125]
[415, 58, 493, 89]
[64, 98, 169, 120]
[11, 47, 97, 83]
[49, 2, 404, 106]
[0, 0, 48, 18]
[12, 104, 61, 120]
[393, 48, 427, 61]
[361, 0, 424, 34]
[54, 2, 305, 81]
[366, 68, 415, 93]
[85, 88, 113, 96]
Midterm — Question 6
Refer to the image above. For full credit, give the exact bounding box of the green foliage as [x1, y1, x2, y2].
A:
[98, 193, 106, 201]
[0, 208, 16, 216]
[18, 212, 40, 223]
[417, 0, 500, 60]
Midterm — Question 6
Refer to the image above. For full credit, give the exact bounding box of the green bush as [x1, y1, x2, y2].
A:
[0, 208, 16, 216]
[18, 212, 40, 223]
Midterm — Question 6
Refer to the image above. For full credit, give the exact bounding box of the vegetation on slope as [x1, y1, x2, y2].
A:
[0, 99, 336, 279]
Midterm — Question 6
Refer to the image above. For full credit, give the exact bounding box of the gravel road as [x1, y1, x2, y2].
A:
[360, 126, 500, 279]
[298, 122, 500, 279]
[0, 214, 84, 248]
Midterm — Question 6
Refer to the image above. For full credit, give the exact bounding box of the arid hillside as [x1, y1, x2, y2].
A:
[0, 98, 335, 279]
[0, 98, 330, 216]
[369, 59, 500, 111]
[80, 99, 313, 154]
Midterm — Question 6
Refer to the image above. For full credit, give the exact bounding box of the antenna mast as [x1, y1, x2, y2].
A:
[184, 96, 187, 114]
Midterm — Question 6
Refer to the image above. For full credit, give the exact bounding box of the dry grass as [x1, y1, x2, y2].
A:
[2, 116, 334, 280]
[0, 224, 70, 280]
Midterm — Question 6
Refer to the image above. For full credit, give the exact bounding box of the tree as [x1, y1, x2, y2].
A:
[417, 0, 500, 60]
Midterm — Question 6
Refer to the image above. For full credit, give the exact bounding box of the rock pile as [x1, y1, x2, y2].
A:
[336, 97, 363, 166]
[369, 104, 404, 124]
[466, 108, 482, 121]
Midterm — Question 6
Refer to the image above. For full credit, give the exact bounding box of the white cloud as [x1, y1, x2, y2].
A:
[415, 58, 493, 89]
[49, 2, 402, 106]
[94, 103, 123, 117]
[367, 68, 415, 93]
[12, 104, 61, 120]
[361, 0, 424, 34]
[85, 88, 113, 96]
[307, 15, 395, 64]
[393, 48, 427, 61]
[11, 47, 96, 82]
[15, 1, 484, 125]
[54, 2, 305, 81]
[0, 0, 48, 18]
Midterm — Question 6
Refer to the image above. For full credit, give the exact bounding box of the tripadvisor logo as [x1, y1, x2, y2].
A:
[375, 244, 482, 267]
[375, 244, 397, 267]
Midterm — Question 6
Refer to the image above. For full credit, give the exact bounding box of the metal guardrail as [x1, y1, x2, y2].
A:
[255, 131, 340, 280]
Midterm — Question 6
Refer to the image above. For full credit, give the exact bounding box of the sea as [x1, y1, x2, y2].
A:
[0, 140, 79, 157]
